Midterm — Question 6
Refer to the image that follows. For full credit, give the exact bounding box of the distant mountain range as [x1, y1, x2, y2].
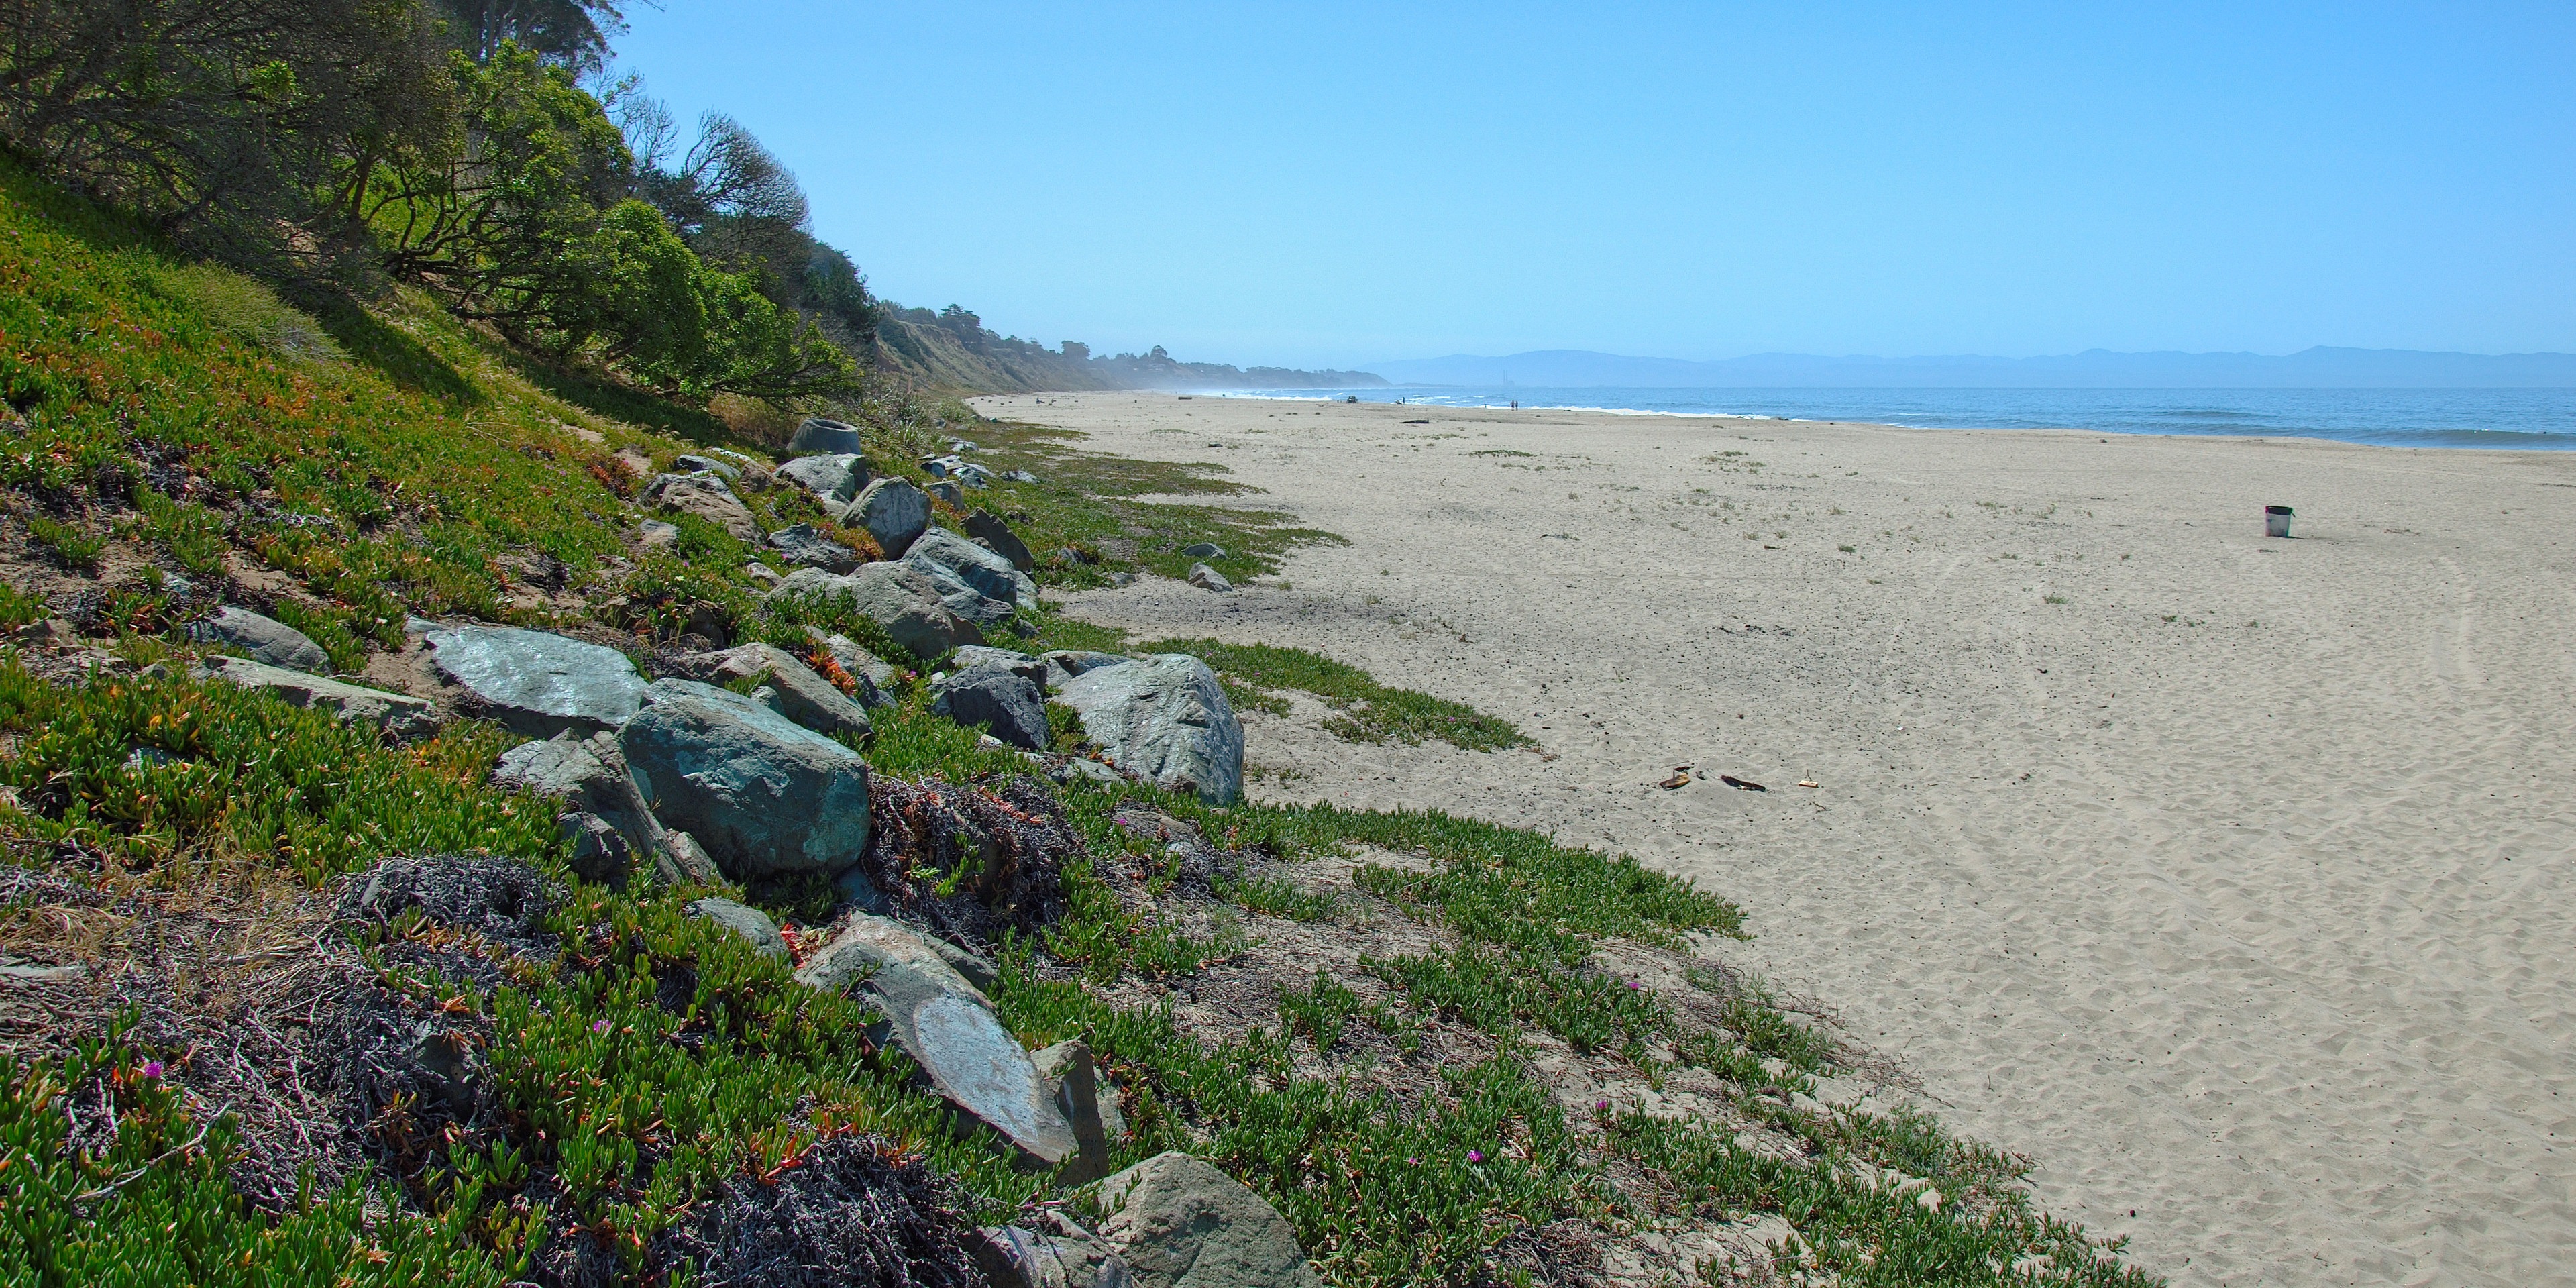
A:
[1362, 347, 2576, 389]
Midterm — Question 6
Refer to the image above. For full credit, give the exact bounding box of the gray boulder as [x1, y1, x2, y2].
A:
[1055, 655, 1242, 804]
[844, 478, 930, 557]
[788, 416, 865, 455]
[965, 511, 1037, 573]
[423, 625, 646, 738]
[906, 527, 1038, 612]
[744, 562, 782, 590]
[661, 830, 724, 887]
[931, 665, 1049, 751]
[195, 655, 443, 741]
[926, 478, 966, 508]
[804, 629, 897, 706]
[775, 452, 871, 504]
[557, 811, 631, 887]
[1187, 563, 1232, 593]
[1033, 1039, 1121, 1185]
[769, 523, 859, 573]
[973, 1222, 1134, 1288]
[681, 642, 871, 741]
[770, 564, 982, 660]
[686, 896, 789, 961]
[618, 679, 871, 882]
[1039, 651, 1129, 693]
[794, 912, 987, 1004]
[189, 606, 327, 673]
[1095, 1152, 1322, 1288]
[641, 472, 759, 542]
[492, 729, 663, 861]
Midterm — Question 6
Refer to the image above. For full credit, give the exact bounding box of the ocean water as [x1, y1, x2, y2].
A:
[1221, 386, 2576, 450]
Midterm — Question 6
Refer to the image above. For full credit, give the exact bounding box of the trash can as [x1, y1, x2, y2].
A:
[2265, 505, 2294, 538]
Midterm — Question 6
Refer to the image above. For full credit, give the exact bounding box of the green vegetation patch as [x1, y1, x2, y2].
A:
[1134, 637, 1534, 751]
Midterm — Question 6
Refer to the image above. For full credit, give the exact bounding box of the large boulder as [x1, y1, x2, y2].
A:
[189, 606, 327, 673]
[617, 679, 871, 883]
[195, 655, 443, 741]
[1094, 1152, 1323, 1288]
[641, 472, 759, 542]
[843, 478, 930, 558]
[905, 527, 1038, 612]
[952, 646, 1047, 685]
[788, 416, 866, 455]
[680, 642, 871, 741]
[930, 665, 1048, 751]
[1055, 655, 1242, 804]
[491, 729, 663, 861]
[769, 523, 859, 573]
[770, 564, 982, 660]
[775, 453, 871, 505]
[965, 511, 1036, 573]
[973, 1221, 1134, 1288]
[1039, 651, 1129, 693]
[423, 625, 646, 738]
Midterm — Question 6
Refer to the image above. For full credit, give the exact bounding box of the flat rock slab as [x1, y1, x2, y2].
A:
[189, 606, 328, 673]
[906, 991, 1077, 1170]
[619, 679, 871, 881]
[423, 625, 646, 738]
[965, 510, 1037, 572]
[1056, 655, 1242, 804]
[643, 472, 760, 542]
[794, 912, 987, 1004]
[1095, 1152, 1322, 1288]
[684, 642, 872, 741]
[195, 655, 443, 741]
[770, 523, 860, 573]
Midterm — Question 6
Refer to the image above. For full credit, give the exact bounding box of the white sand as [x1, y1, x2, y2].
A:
[976, 391, 2576, 1286]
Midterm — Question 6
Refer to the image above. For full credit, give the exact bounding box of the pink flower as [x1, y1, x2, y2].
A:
[140, 1060, 163, 1079]
[1467, 1150, 1485, 1163]
[1626, 981, 1641, 989]
[1595, 1099, 1610, 1111]
[591, 1020, 610, 1034]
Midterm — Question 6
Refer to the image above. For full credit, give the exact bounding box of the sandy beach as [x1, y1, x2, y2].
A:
[975, 391, 2576, 1287]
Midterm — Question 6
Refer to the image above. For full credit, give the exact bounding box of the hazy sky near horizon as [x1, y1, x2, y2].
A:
[608, 2, 2574, 370]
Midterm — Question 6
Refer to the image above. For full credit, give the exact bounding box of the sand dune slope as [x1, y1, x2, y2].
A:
[977, 392, 2576, 1287]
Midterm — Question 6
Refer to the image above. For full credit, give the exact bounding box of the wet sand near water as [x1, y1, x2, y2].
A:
[975, 391, 2576, 1287]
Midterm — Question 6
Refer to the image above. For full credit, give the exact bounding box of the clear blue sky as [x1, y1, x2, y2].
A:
[607, 2, 2574, 370]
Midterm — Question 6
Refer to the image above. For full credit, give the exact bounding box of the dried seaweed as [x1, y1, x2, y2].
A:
[655, 1132, 982, 1288]
[850, 774, 1079, 949]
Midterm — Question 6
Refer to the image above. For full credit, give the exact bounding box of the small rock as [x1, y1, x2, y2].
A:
[770, 564, 983, 659]
[1094, 1152, 1323, 1288]
[492, 730, 663, 862]
[619, 680, 872, 883]
[743, 561, 782, 588]
[931, 665, 1049, 751]
[1179, 542, 1224, 559]
[926, 479, 965, 508]
[1186, 563, 1232, 593]
[920, 454, 961, 477]
[788, 416, 865, 455]
[636, 520, 681, 547]
[1106, 572, 1137, 588]
[187, 605, 329, 673]
[682, 642, 871, 741]
[423, 625, 647, 738]
[775, 452, 871, 504]
[673, 453, 739, 481]
[1056, 655, 1242, 804]
[953, 462, 994, 487]
[642, 472, 759, 542]
[195, 655, 444, 741]
[1003, 470, 1040, 484]
[1053, 757, 1126, 788]
[843, 478, 931, 559]
[1049, 546, 1091, 566]
[964, 510, 1038, 573]
[557, 810, 631, 888]
[804, 629, 898, 704]
[686, 896, 789, 961]
[1032, 1039, 1121, 1184]
[769, 523, 860, 573]
[952, 645, 1046, 684]
[659, 830, 724, 886]
[973, 1222, 1134, 1288]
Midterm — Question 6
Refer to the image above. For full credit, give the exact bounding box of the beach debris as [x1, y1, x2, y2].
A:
[1403, 419, 1430, 425]
[1658, 772, 1691, 790]
[1719, 775, 1767, 792]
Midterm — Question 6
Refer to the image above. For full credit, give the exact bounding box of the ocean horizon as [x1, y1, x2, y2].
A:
[1214, 385, 2576, 451]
